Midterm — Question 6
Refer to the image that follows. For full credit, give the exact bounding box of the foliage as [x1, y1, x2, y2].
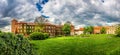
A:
[0, 32, 35, 55]
[29, 32, 49, 40]
[34, 16, 47, 32]
[0, 30, 1, 33]
[62, 23, 71, 36]
[44, 33, 49, 38]
[100, 27, 106, 34]
[31, 35, 120, 55]
[116, 24, 120, 37]
[84, 26, 94, 34]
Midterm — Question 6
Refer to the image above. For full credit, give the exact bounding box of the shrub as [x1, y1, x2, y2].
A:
[29, 32, 49, 40]
[0, 32, 35, 55]
[116, 24, 120, 37]
[0, 30, 1, 33]
[44, 33, 49, 38]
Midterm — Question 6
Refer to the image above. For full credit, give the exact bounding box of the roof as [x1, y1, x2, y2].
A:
[80, 28, 84, 31]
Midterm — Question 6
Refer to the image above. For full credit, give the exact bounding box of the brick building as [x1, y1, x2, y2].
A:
[11, 19, 75, 36]
[76, 26, 117, 35]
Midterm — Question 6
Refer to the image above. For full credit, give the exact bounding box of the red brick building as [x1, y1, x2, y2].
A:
[11, 19, 75, 36]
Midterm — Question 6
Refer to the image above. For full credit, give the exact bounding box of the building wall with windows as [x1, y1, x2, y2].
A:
[77, 26, 117, 34]
[11, 19, 75, 36]
[106, 25, 116, 34]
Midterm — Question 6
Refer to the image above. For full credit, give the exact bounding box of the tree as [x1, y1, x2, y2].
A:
[116, 24, 120, 37]
[62, 23, 71, 36]
[100, 27, 106, 34]
[84, 26, 94, 34]
[34, 16, 47, 32]
[83, 27, 88, 34]
[88, 26, 94, 34]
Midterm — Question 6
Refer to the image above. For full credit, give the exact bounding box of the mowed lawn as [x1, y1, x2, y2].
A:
[31, 34, 120, 55]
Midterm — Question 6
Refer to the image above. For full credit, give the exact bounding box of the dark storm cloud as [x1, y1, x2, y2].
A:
[0, 20, 9, 28]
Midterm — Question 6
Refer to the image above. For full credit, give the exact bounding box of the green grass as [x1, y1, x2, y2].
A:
[31, 34, 120, 55]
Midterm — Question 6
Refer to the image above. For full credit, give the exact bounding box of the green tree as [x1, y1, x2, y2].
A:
[34, 16, 47, 32]
[116, 24, 120, 37]
[62, 23, 71, 36]
[88, 26, 94, 34]
[100, 27, 106, 34]
[84, 27, 88, 34]
[84, 26, 94, 34]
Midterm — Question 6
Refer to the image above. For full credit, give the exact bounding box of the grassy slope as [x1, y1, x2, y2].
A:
[31, 34, 120, 55]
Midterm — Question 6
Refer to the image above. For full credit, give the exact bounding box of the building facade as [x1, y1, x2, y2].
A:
[11, 19, 75, 36]
[74, 28, 84, 35]
[106, 25, 117, 34]
[77, 26, 117, 34]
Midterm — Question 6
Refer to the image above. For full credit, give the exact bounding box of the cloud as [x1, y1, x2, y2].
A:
[0, 0, 41, 31]
[0, 0, 120, 32]
[42, 0, 120, 27]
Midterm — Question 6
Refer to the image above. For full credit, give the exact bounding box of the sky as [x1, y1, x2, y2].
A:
[0, 0, 120, 32]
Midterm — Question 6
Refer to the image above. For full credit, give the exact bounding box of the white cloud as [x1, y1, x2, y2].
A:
[0, 0, 41, 32]
[42, 0, 120, 27]
[0, 25, 11, 32]
[0, 0, 120, 32]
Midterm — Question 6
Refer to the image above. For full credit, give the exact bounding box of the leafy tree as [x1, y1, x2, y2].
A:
[34, 16, 47, 32]
[0, 32, 35, 55]
[62, 23, 71, 36]
[116, 24, 120, 37]
[100, 27, 106, 34]
[88, 26, 94, 34]
[83, 27, 88, 34]
[84, 26, 94, 34]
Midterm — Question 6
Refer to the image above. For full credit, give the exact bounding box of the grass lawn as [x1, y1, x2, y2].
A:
[31, 34, 120, 55]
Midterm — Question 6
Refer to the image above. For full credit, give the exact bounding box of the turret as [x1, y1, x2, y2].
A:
[11, 19, 18, 33]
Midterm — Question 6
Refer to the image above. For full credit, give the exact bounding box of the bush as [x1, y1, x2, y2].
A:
[44, 33, 49, 38]
[0, 30, 2, 33]
[29, 32, 49, 40]
[0, 32, 35, 55]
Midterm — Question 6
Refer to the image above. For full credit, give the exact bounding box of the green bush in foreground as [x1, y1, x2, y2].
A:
[29, 32, 49, 40]
[0, 32, 35, 55]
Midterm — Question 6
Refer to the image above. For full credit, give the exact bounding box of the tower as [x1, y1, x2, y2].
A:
[11, 19, 18, 33]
